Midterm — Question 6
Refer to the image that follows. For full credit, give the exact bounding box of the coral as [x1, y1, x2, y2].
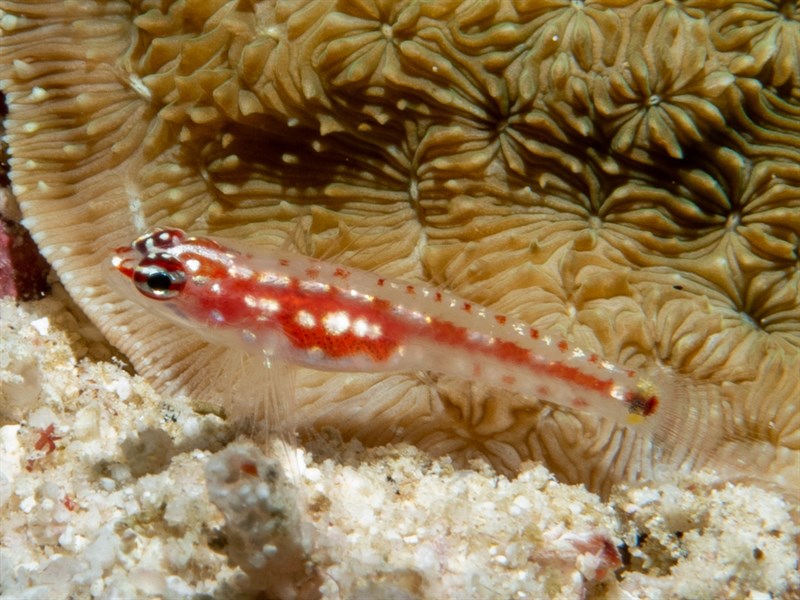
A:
[593, 15, 733, 160]
[0, 0, 798, 496]
[713, 0, 800, 92]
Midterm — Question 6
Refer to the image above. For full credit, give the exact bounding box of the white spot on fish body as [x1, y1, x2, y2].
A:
[323, 311, 350, 335]
[296, 310, 316, 328]
[467, 331, 495, 345]
[352, 318, 369, 337]
[396, 307, 426, 323]
[186, 258, 201, 273]
[339, 288, 373, 303]
[229, 265, 253, 280]
[306, 346, 325, 359]
[258, 298, 280, 313]
[299, 281, 330, 293]
[258, 272, 290, 287]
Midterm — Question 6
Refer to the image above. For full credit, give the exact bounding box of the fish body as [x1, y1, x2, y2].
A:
[108, 228, 664, 430]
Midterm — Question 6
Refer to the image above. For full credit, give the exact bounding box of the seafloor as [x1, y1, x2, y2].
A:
[1, 289, 797, 600]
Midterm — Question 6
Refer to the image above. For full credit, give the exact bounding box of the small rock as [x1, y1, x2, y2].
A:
[0, 218, 50, 300]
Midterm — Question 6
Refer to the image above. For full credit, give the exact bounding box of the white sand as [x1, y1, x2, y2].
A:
[1, 291, 797, 599]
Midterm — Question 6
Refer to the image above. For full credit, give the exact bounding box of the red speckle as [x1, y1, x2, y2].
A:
[588, 354, 599, 363]
[573, 397, 589, 409]
[306, 267, 320, 279]
[279, 258, 289, 267]
[529, 328, 539, 339]
[25, 424, 61, 471]
[63, 495, 77, 511]
[569, 533, 622, 581]
[434, 291, 442, 302]
[34, 424, 61, 454]
[269, 282, 400, 363]
[240, 461, 258, 476]
[536, 386, 550, 397]
[377, 278, 385, 286]
[114, 262, 135, 279]
[333, 267, 350, 279]
[425, 317, 614, 396]
[472, 363, 482, 377]
[627, 370, 636, 378]
[405, 285, 415, 295]
[463, 302, 472, 313]
[374, 297, 391, 312]
[502, 374, 515, 386]
[547, 362, 612, 394]
[494, 315, 507, 325]
[558, 340, 568, 353]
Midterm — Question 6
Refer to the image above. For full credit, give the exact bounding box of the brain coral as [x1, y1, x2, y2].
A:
[1, 0, 798, 494]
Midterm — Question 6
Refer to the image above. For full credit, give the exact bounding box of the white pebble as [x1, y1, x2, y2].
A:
[29, 316, 49, 336]
[19, 495, 36, 513]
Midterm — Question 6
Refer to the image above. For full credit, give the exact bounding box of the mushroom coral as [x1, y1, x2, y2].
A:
[1, 0, 798, 494]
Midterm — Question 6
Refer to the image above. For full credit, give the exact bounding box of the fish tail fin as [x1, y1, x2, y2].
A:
[640, 362, 798, 498]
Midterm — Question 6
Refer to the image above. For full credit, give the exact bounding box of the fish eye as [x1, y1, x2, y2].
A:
[133, 253, 186, 300]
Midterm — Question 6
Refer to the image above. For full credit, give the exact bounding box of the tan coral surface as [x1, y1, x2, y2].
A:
[1, 294, 798, 599]
[0, 0, 798, 493]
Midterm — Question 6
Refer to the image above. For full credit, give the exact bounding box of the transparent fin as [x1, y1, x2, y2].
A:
[189, 346, 304, 485]
[646, 360, 799, 499]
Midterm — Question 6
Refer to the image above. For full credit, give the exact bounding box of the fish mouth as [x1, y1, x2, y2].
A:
[109, 245, 137, 279]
